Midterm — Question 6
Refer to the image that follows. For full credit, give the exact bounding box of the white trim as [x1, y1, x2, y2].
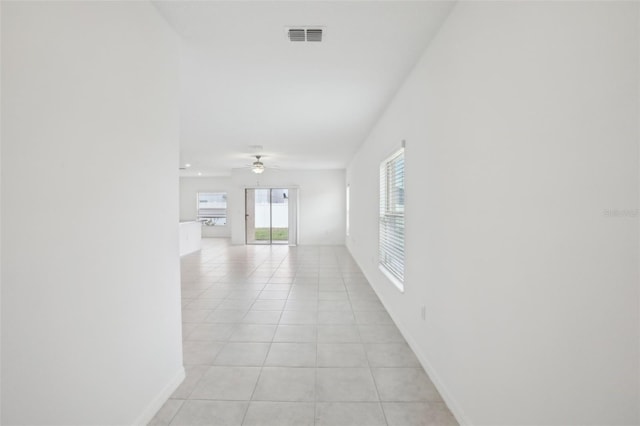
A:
[132, 367, 185, 426]
[394, 314, 471, 426]
[381, 145, 404, 166]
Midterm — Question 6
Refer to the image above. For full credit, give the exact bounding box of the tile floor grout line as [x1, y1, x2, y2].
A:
[165, 399, 185, 426]
[342, 254, 390, 426]
[239, 253, 272, 425]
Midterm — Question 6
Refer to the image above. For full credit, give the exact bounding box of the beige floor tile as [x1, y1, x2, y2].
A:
[279, 310, 318, 325]
[229, 324, 277, 342]
[170, 400, 247, 426]
[264, 343, 316, 367]
[251, 300, 286, 310]
[148, 399, 184, 425]
[241, 310, 282, 324]
[358, 325, 405, 343]
[365, 343, 421, 367]
[317, 343, 368, 367]
[316, 368, 378, 402]
[382, 402, 458, 426]
[273, 325, 317, 342]
[171, 365, 208, 399]
[318, 310, 356, 325]
[372, 368, 443, 402]
[182, 341, 225, 365]
[317, 325, 360, 343]
[186, 323, 235, 341]
[252, 367, 316, 402]
[213, 342, 270, 366]
[204, 309, 249, 323]
[190, 366, 261, 400]
[315, 402, 386, 426]
[158, 240, 458, 426]
[242, 402, 314, 426]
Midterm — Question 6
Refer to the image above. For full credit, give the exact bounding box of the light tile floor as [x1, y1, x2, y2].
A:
[150, 238, 457, 426]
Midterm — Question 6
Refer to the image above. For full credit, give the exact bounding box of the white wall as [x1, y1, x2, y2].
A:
[180, 177, 232, 237]
[346, 2, 639, 425]
[1, 2, 183, 425]
[180, 170, 345, 245]
[229, 168, 346, 245]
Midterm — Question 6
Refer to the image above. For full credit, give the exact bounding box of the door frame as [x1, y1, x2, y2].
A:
[244, 187, 298, 246]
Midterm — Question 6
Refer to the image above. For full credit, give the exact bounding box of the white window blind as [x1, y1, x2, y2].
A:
[197, 192, 227, 226]
[379, 148, 405, 289]
[346, 184, 350, 237]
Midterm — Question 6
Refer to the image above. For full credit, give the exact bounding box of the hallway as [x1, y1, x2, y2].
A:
[150, 238, 457, 425]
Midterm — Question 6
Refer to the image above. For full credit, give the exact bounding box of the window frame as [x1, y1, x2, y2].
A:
[196, 191, 228, 227]
[378, 147, 405, 292]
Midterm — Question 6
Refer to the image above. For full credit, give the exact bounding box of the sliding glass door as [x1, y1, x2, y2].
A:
[245, 188, 290, 245]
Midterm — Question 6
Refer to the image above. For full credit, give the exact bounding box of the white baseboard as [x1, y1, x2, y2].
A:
[345, 246, 471, 425]
[133, 367, 186, 426]
[397, 318, 471, 425]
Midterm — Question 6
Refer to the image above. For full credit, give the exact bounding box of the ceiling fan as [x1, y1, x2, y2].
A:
[250, 155, 265, 174]
[245, 155, 280, 174]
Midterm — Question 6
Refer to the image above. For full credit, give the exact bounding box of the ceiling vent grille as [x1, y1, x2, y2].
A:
[286, 27, 324, 42]
[306, 29, 322, 42]
[288, 29, 306, 42]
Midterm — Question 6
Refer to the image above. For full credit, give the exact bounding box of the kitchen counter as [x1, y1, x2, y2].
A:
[179, 221, 201, 256]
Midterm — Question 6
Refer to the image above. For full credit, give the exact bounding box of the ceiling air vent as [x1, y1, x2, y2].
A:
[288, 29, 306, 42]
[306, 29, 322, 42]
[286, 27, 325, 42]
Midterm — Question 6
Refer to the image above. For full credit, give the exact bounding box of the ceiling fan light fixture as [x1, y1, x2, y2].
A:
[252, 155, 265, 174]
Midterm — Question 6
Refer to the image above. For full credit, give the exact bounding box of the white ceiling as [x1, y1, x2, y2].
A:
[153, 1, 455, 176]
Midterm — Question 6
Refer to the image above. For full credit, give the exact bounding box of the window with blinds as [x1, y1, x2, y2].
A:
[197, 192, 227, 226]
[346, 184, 350, 237]
[379, 148, 405, 290]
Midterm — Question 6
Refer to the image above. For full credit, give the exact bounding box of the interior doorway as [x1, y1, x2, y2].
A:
[245, 188, 296, 245]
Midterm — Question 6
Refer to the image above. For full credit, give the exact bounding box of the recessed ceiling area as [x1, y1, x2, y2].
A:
[153, 1, 455, 177]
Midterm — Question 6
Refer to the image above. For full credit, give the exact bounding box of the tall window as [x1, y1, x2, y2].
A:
[197, 192, 227, 226]
[379, 148, 405, 291]
[346, 184, 350, 237]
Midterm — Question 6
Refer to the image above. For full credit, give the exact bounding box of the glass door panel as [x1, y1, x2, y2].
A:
[245, 188, 290, 245]
[270, 189, 289, 245]
[245, 188, 271, 245]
